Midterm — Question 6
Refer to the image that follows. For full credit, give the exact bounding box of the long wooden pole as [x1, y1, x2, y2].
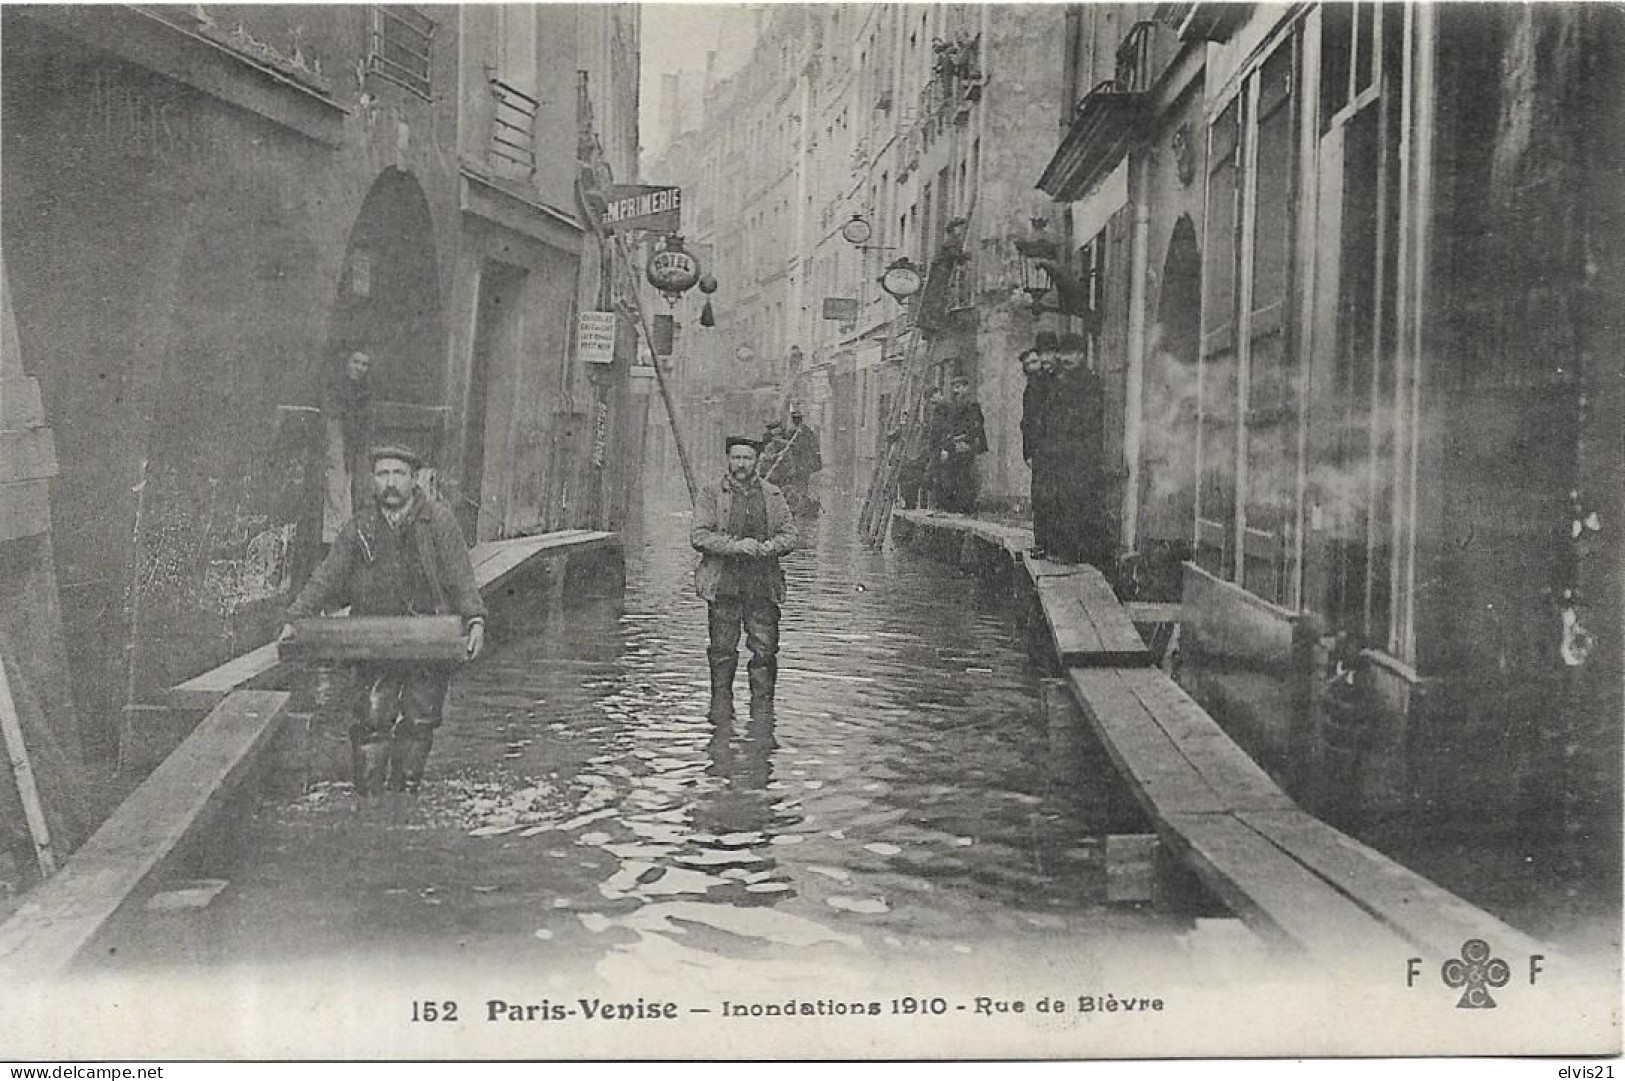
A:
[608, 234, 700, 505]
[0, 650, 57, 878]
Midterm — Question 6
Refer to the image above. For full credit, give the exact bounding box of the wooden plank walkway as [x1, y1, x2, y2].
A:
[0, 691, 291, 978]
[167, 529, 616, 711]
[892, 508, 1551, 963]
[1039, 567, 1153, 668]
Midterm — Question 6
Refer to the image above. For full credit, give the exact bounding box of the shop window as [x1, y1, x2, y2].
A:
[1307, 3, 1407, 647]
[1195, 27, 1307, 605]
[1195, 98, 1241, 578]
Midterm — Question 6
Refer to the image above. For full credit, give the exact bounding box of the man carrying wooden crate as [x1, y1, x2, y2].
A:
[281, 445, 486, 796]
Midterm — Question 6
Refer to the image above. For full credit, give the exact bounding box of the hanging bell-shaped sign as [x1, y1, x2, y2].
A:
[699, 299, 715, 327]
[647, 235, 701, 302]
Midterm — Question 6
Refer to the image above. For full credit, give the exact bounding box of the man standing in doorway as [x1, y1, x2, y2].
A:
[284, 445, 486, 796]
[1020, 333, 1060, 557]
[1047, 332, 1113, 567]
[693, 436, 797, 719]
[322, 349, 373, 546]
[936, 373, 988, 514]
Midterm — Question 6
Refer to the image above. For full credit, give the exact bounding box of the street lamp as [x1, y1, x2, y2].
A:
[1013, 217, 1061, 312]
[878, 257, 924, 302]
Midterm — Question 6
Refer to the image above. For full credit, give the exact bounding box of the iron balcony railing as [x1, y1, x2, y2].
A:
[489, 78, 539, 176]
[366, 5, 434, 99]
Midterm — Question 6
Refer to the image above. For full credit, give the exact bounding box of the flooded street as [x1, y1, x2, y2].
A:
[93, 484, 1188, 991]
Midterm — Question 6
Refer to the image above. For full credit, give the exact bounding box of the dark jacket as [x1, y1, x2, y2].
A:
[691, 474, 797, 603]
[939, 398, 988, 458]
[1021, 375, 1054, 461]
[1038, 367, 1106, 464]
[288, 493, 486, 624]
[785, 423, 822, 475]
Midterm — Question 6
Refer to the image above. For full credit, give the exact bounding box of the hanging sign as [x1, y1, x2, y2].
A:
[577, 310, 617, 365]
[591, 401, 611, 467]
[600, 184, 683, 233]
[646, 247, 700, 297]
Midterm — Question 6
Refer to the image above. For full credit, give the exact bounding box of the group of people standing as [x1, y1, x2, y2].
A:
[894, 372, 988, 515]
[1021, 330, 1112, 567]
[757, 407, 822, 519]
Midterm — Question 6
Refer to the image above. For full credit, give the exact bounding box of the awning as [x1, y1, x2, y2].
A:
[1152, 2, 1252, 44]
[1037, 80, 1148, 203]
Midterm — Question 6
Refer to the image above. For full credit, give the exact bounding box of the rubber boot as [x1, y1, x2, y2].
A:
[747, 664, 776, 715]
[348, 732, 366, 794]
[707, 655, 737, 720]
[393, 727, 435, 794]
[356, 740, 390, 798]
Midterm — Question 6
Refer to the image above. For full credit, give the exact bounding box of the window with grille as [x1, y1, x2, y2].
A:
[366, 6, 435, 100]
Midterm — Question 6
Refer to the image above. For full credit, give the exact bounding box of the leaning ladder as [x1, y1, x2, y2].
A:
[857, 320, 931, 547]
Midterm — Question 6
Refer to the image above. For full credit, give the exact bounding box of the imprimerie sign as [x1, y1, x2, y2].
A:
[600, 184, 682, 233]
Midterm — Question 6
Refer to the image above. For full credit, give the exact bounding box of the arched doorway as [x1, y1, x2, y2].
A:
[1138, 215, 1202, 577]
[318, 169, 446, 540]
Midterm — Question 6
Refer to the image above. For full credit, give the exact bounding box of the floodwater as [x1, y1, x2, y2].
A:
[90, 483, 1197, 992]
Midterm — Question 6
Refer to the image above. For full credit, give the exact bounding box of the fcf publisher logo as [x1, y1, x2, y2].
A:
[1406, 940, 1545, 1008]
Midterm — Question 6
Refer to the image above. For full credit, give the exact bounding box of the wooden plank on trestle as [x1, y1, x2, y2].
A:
[1023, 552, 1087, 579]
[1116, 668, 1298, 813]
[1125, 601, 1184, 623]
[1068, 669, 1225, 817]
[168, 642, 283, 712]
[0, 690, 291, 978]
[1070, 565, 1152, 665]
[1236, 809, 1551, 960]
[1041, 578, 1150, 667]
[165, 530, 619, 711]
[1162, 810, 1414, 958]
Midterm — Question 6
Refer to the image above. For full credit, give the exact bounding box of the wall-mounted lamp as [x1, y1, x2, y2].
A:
[1013, 217, 1095, 322]
[878, 257, 924, 302]
[841, 214, 895, 253]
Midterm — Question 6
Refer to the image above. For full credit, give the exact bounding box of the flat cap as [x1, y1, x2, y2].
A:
[368, 443, 425, 469]
[724, 435, 761, 452]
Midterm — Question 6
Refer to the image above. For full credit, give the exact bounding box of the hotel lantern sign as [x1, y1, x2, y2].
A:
[647, 235, 701, 304]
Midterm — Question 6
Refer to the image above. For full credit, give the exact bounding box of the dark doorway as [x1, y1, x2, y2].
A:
[462, 261, 528, 541]
[323, 168, 446, 458]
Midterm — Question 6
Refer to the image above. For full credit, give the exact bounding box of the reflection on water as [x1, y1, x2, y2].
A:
[95, 485, 1181, 981]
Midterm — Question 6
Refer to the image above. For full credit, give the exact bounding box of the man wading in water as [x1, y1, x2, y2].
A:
[283, 445, 486, 796]
[692, 436, 797, 719]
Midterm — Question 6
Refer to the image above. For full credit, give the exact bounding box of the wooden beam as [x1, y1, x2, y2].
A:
[167, 642, 282, 712]
[1116, 668, 1298, 813]
[1163, 810, 1415, 958]
[279, 615, 467, 663]
[0, 378, 46, 430]
[1125, 601, 1184, 623]
[0, 427, 58, 483]
[0, 690, 291, 978]
[1237, 809, 1551, 960]
[1068, 669, 1226, 816]
[0, 478, 52, 543]
[162, 530, 619, 712]
[0, 649, 57, 877]
[1040, 574, 1153, 667]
